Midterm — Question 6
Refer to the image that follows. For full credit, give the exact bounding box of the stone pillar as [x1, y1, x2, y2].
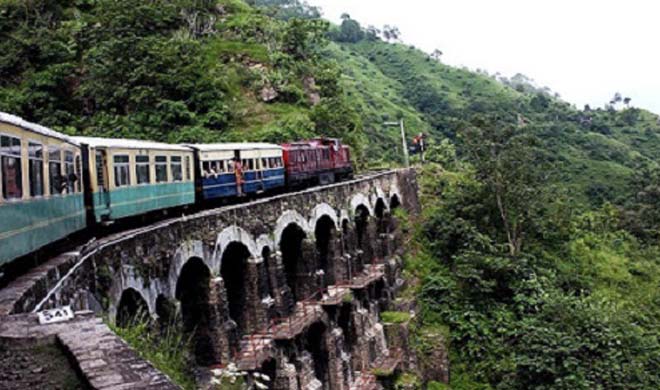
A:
[388, 213, 405, 258]
[258, 258, 276, 323]
[327, 235, 343, 286]
[208, 276, 231, 364]
[350, 306, 371, 371]
[328, 327, 350, 390]
[272, 251, 295, 317]
[297, 352, 323, 390]
[274, 358, 299, 390]
[300, 238, 319, 300]
[341, 222, 359, 278]
[364, 218, 378, 266]
[246, 257, 267, 333]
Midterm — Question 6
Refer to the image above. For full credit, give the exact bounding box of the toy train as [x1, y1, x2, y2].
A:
[0, 112, 353, 267]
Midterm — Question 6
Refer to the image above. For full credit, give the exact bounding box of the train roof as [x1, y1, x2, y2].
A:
[73, 136, 193, 152]
[185, 143, 282, 152]
[0, 112, 80, 146]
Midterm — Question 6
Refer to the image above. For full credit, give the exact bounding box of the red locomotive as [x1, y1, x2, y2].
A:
[281, 138, 353, 187]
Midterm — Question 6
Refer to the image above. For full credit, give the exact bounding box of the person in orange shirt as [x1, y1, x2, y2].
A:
[234, 157, 244, 197]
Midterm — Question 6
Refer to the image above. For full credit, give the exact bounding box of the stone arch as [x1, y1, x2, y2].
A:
[309, 203, 339, 230]
[374, 197, 389, 239]
[350, 193, 372, 217]
[175, 257, 215, 365]
[155, 294, 177, 329]
[220, 241, 251, 338]
[372, 186, 389, 212]
[116, 288, 149, 328]
[256, 234, 275, 258]
[315, 214, 338, 287]
[168, 240, 210, 298]
[389, 182, 402, 208]
[215, 226, 259, 269]
[304, 321, 330, 385]
[374, 198, 387, 220]
[257, 359, 277, 390]
[274, 210, 310, 245]
[390, 193, 401, 210]
[108, 264, 161, 322]
[279, 220, 308, 306]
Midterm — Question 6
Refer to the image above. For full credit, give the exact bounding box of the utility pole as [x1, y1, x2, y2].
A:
[384, 119, 409, 167]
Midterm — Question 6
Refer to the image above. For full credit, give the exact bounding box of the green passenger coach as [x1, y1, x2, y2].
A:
[0, 113, 86, 266]
[74, 137, 196, 223]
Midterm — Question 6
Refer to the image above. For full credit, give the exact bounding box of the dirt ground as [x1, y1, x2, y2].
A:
[0, 336, 89, 390]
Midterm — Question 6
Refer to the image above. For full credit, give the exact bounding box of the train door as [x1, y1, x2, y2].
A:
[95, 150, 111, 217]
[256, 150, 265, 193]
[234, 150, 243, 196]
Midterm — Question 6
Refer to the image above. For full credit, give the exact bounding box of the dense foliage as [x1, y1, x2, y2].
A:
[0, 0, 364, 160]
[410, 125, 660, 388]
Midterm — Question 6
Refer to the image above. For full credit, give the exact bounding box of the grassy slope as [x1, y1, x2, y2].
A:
[331, 39, 660, 202]
[324, 42, 432, 163]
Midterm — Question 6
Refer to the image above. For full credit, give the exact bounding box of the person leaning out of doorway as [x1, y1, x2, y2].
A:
[234, 156, 244, 197]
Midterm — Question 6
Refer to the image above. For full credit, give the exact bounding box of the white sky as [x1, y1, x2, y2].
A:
[308, 0, 660, 114]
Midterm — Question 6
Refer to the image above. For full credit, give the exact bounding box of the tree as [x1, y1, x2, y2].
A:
[281, 18, 329, 60]
[431, 49, 443, 62]
[459, 115, 551, 256]
[624, 96, 631, 107]
[248, 0, 321, 20]
[337, 15, 364, 43]
[365, 25, 381, 40]
[382, 24, 401, 41]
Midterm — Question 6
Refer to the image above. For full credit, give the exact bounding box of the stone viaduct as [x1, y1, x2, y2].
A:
[0, 169, 422, 390]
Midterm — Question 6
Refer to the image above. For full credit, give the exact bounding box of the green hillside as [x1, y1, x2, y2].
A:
[2, 0, 659, 198]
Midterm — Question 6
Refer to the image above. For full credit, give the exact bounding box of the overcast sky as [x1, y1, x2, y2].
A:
[308, 0, 660, 114]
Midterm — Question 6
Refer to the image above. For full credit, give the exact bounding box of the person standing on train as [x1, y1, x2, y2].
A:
[234, 156, 244, 197]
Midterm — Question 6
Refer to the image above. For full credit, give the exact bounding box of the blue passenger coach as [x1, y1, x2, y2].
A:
[188, 143, 285, 200]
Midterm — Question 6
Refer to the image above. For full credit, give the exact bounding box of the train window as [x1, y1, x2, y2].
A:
[226, 160, 235, 173]
[136, 155, 150, 185]
[28, 142, 44, 197]
[64, 151, 75, 194]
[49, 146, 63, 195]
[261, 158, 268, 169]
[113, 155, 130, 187]
[171, 156, 183, 182]
[1, 135, 22, 200]
[185, 156, 191, 181]
[155, 156, 168, 183]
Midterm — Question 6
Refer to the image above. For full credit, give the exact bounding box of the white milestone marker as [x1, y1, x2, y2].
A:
[37, 306, 75, 325]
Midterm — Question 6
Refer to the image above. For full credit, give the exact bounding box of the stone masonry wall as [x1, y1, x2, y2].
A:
[0, 168, 422, 390]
